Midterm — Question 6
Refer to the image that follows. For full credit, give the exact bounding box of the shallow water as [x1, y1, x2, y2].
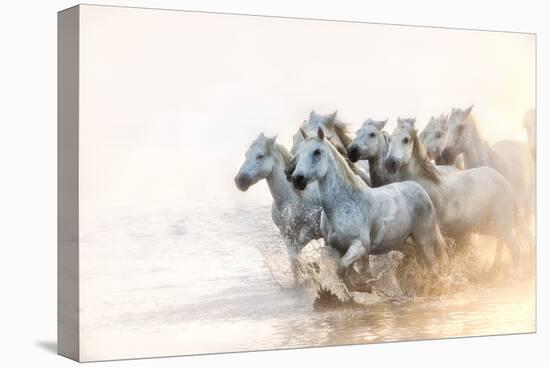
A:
[79, 205, 535, 361]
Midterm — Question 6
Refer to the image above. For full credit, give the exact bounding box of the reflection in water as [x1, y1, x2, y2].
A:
[79, 205, 535, 361]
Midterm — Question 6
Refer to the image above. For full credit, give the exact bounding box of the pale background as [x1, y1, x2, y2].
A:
[0, 0, 548, 366]
[79, 5, 534, 214]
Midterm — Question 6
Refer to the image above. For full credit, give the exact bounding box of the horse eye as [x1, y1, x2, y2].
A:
[435, 132, 442, 139]
[402, 137, 409, 144]
[369, 132, 376, 138]
[457, 125, 464, 134]
[256, 154, 264, 160]
[313, 149, 321, 156]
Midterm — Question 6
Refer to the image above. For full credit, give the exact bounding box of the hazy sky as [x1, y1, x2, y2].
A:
[79, 5, 535, 214]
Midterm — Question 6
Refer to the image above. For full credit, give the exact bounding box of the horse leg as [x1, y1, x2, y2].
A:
[492, 203, 521, 270]
[284, 239, 302, 284]
[338, 239, 371, 292]
[411, 228, 436, 271]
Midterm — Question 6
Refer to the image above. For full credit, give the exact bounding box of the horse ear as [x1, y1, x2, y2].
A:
[267, 135, 277, 146]
[410, 118, 416, 126]
[318, 127, 325, 140]
[300, 128, 307, 140]
[371, 119, 387, 130]
[465, 105, 474, 115]
[309, 110, 315, 119]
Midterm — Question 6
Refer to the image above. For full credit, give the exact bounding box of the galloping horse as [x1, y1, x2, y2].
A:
[441, 106, 534, 228]
[347, 118, 397, 187]
[291, 110, 371, 186]
[235, 133, 323, 256]
[289, 127, 447, 291]
[419, 114, 464, 169]
[385, 118, 521, 268]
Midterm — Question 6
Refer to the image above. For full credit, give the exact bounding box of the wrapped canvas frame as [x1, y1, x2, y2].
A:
[58, 5, 80, 361]
[58, 4, 536, 362]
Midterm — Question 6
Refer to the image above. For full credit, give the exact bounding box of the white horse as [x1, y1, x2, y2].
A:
[291, 110, 371, 186]
[347, 118, 397, 187]
[441, 106, 534, 225]
[289, 127, 447, 292]
[235, 133, 323, 255]
[419, 114, 464, 169]
[385, 118, 521, 268]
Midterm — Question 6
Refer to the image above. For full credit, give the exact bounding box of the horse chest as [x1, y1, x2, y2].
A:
[328, 204, 364, 239]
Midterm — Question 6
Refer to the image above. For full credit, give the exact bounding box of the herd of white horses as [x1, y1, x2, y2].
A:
[234, 107, 536, 293]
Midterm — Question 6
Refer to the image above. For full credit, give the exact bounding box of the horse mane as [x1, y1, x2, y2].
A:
[272, 142, 292, 166]
[406, 125, 441, 183]
[323, 138, 366, 190]
[332, 120, 354, 149]
[381, 130, 390, 150]
[327, 136, 366, 178]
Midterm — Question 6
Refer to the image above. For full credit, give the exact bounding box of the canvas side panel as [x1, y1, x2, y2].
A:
[58, 5, 80, 362]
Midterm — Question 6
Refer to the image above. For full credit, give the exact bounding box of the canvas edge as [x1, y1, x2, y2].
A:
[58, 5, 80, 362]
[77, 2, 536, 36]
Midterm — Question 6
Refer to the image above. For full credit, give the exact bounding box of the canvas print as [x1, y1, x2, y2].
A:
[58, 4, 536, 362]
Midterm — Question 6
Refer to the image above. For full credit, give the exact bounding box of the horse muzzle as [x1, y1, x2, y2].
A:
[234, 174, 252, 191]
[384, 157, 399, 174]
[291, 174, 308, 191]
[347, 145, 360, 162]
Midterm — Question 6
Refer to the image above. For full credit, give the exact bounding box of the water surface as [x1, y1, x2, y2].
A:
[79, 205, 535, 361]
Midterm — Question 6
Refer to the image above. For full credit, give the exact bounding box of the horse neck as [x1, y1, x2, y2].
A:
[368, 134, 389, 187]
[462, 119, 493, 168]
[317, 153, 371, 218]
[266, 155, 294, 209]
[398, 150, 440, 201]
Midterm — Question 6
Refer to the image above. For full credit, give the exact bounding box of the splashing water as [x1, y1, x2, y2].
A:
[78, 204, 535, 361]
